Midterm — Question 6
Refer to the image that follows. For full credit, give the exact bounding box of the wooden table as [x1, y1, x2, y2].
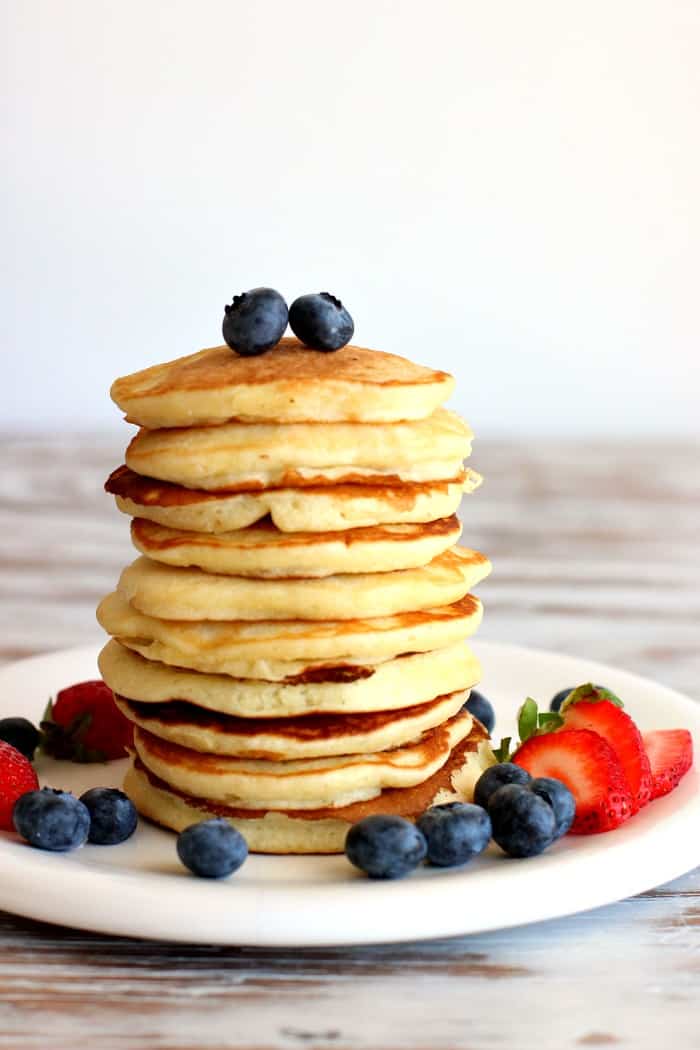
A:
[0, 434, 698, 1050]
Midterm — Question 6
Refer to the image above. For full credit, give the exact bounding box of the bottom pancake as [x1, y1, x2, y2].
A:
[124, 722, 493, 853]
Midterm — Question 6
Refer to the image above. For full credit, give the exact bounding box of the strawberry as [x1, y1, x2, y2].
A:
[0, 740, 39, 830]
[41, 680, 133, 762]
[513, 728, 634, 834]
[642, 729, 693, 800]
[560, 700, 652, 812]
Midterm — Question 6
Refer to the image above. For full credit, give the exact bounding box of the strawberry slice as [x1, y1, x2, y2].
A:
[513, 729, 634, 834]
[642, 729, 693, 800]
[560, 700, 652, 812]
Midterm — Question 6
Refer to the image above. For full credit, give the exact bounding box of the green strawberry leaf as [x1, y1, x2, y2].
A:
[517, 698, 539, 743]
[492, 696, 568, 767]
[560, 683, 623, 714]
[492, 736, 512, 763]
[39, 702, 108, 763]
[538, 711, 565, 730]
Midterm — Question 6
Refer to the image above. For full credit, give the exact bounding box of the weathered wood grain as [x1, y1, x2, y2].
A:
[0, 433, 698, 1050]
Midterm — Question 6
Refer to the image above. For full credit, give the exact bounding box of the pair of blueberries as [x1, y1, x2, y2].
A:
[223, 288, 353, 356]
[13, 787, 137, 850]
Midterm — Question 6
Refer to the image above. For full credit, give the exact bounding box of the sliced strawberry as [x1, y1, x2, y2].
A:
[0, 740, 39, 830]
[642, 729, 693, 800]
[42, 680, 133, 762]
[560, 700, 652, 812]
[513, 728, 634, 834]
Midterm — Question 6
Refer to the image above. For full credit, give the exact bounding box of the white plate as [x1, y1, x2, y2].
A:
[0, 641, 697, 945]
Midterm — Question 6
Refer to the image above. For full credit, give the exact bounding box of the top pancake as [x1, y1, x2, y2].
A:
[110, 338, 455, 427]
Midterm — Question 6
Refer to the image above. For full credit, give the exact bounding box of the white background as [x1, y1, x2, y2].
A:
[3, 0, 699, 436]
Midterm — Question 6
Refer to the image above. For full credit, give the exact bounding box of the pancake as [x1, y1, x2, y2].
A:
[124, 724, 494, 852]
[115, 689, 470, 759]
[117, 548, 491, 621]
[124, 408, 472, 492]
[106, 465, 482, 534]
[110, 338, 455, 427]
[132, 710, 473, 809]
[98, 638, 481, 716]
[130, 515, 462, 578]
[96, 591, 484, 678]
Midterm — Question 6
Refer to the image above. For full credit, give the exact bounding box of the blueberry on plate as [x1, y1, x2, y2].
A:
[549, 688, 574, 712]
[417, 802, 492, 867]
[0, 717, 40, 760]
[288, 292, 354, 351]
[222, 287, 288, 356]
[79, 787, 138, 845]
[177, 818, 248, 878]
[13, 788, 90, 852]
[529, 776, 576, 838]
[550, 684, 606, 712]
[463, 690, 495, 734]
[488, 783, 557, 858]
[473, 762, 531, 811]
[345, 814, 427, 879]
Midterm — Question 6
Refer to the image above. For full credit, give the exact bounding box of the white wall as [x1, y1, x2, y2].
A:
[3, 0, 699, 436]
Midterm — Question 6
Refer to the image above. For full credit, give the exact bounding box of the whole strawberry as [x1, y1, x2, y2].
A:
[41, 680, 133, 762]
[0, 740, 39, 830]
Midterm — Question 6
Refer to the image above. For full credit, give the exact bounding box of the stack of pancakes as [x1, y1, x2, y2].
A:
[97, 337, 492, 853]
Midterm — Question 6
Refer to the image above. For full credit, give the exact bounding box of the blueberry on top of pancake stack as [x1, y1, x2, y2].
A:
[98, 288, 492, 853]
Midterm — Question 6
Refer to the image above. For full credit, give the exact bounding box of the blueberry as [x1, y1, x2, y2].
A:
[550, 683, 605, 712]
[488, 784, 557, 858]
[463, 690, 495, 734]
[345, 814, 427, 879]
[530, 776, 576, 838]
[177, 818, 248, 878]
[288, 292, 354, 351]
[79, 787, 138, 845]
[222, 287, 288, 356]
[13, 788, 90, 852]
[473, 762, 531, 810]
[0, 717, 40, 760]
[417, 802, 491, 867]
[549, 688, 574, 712]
